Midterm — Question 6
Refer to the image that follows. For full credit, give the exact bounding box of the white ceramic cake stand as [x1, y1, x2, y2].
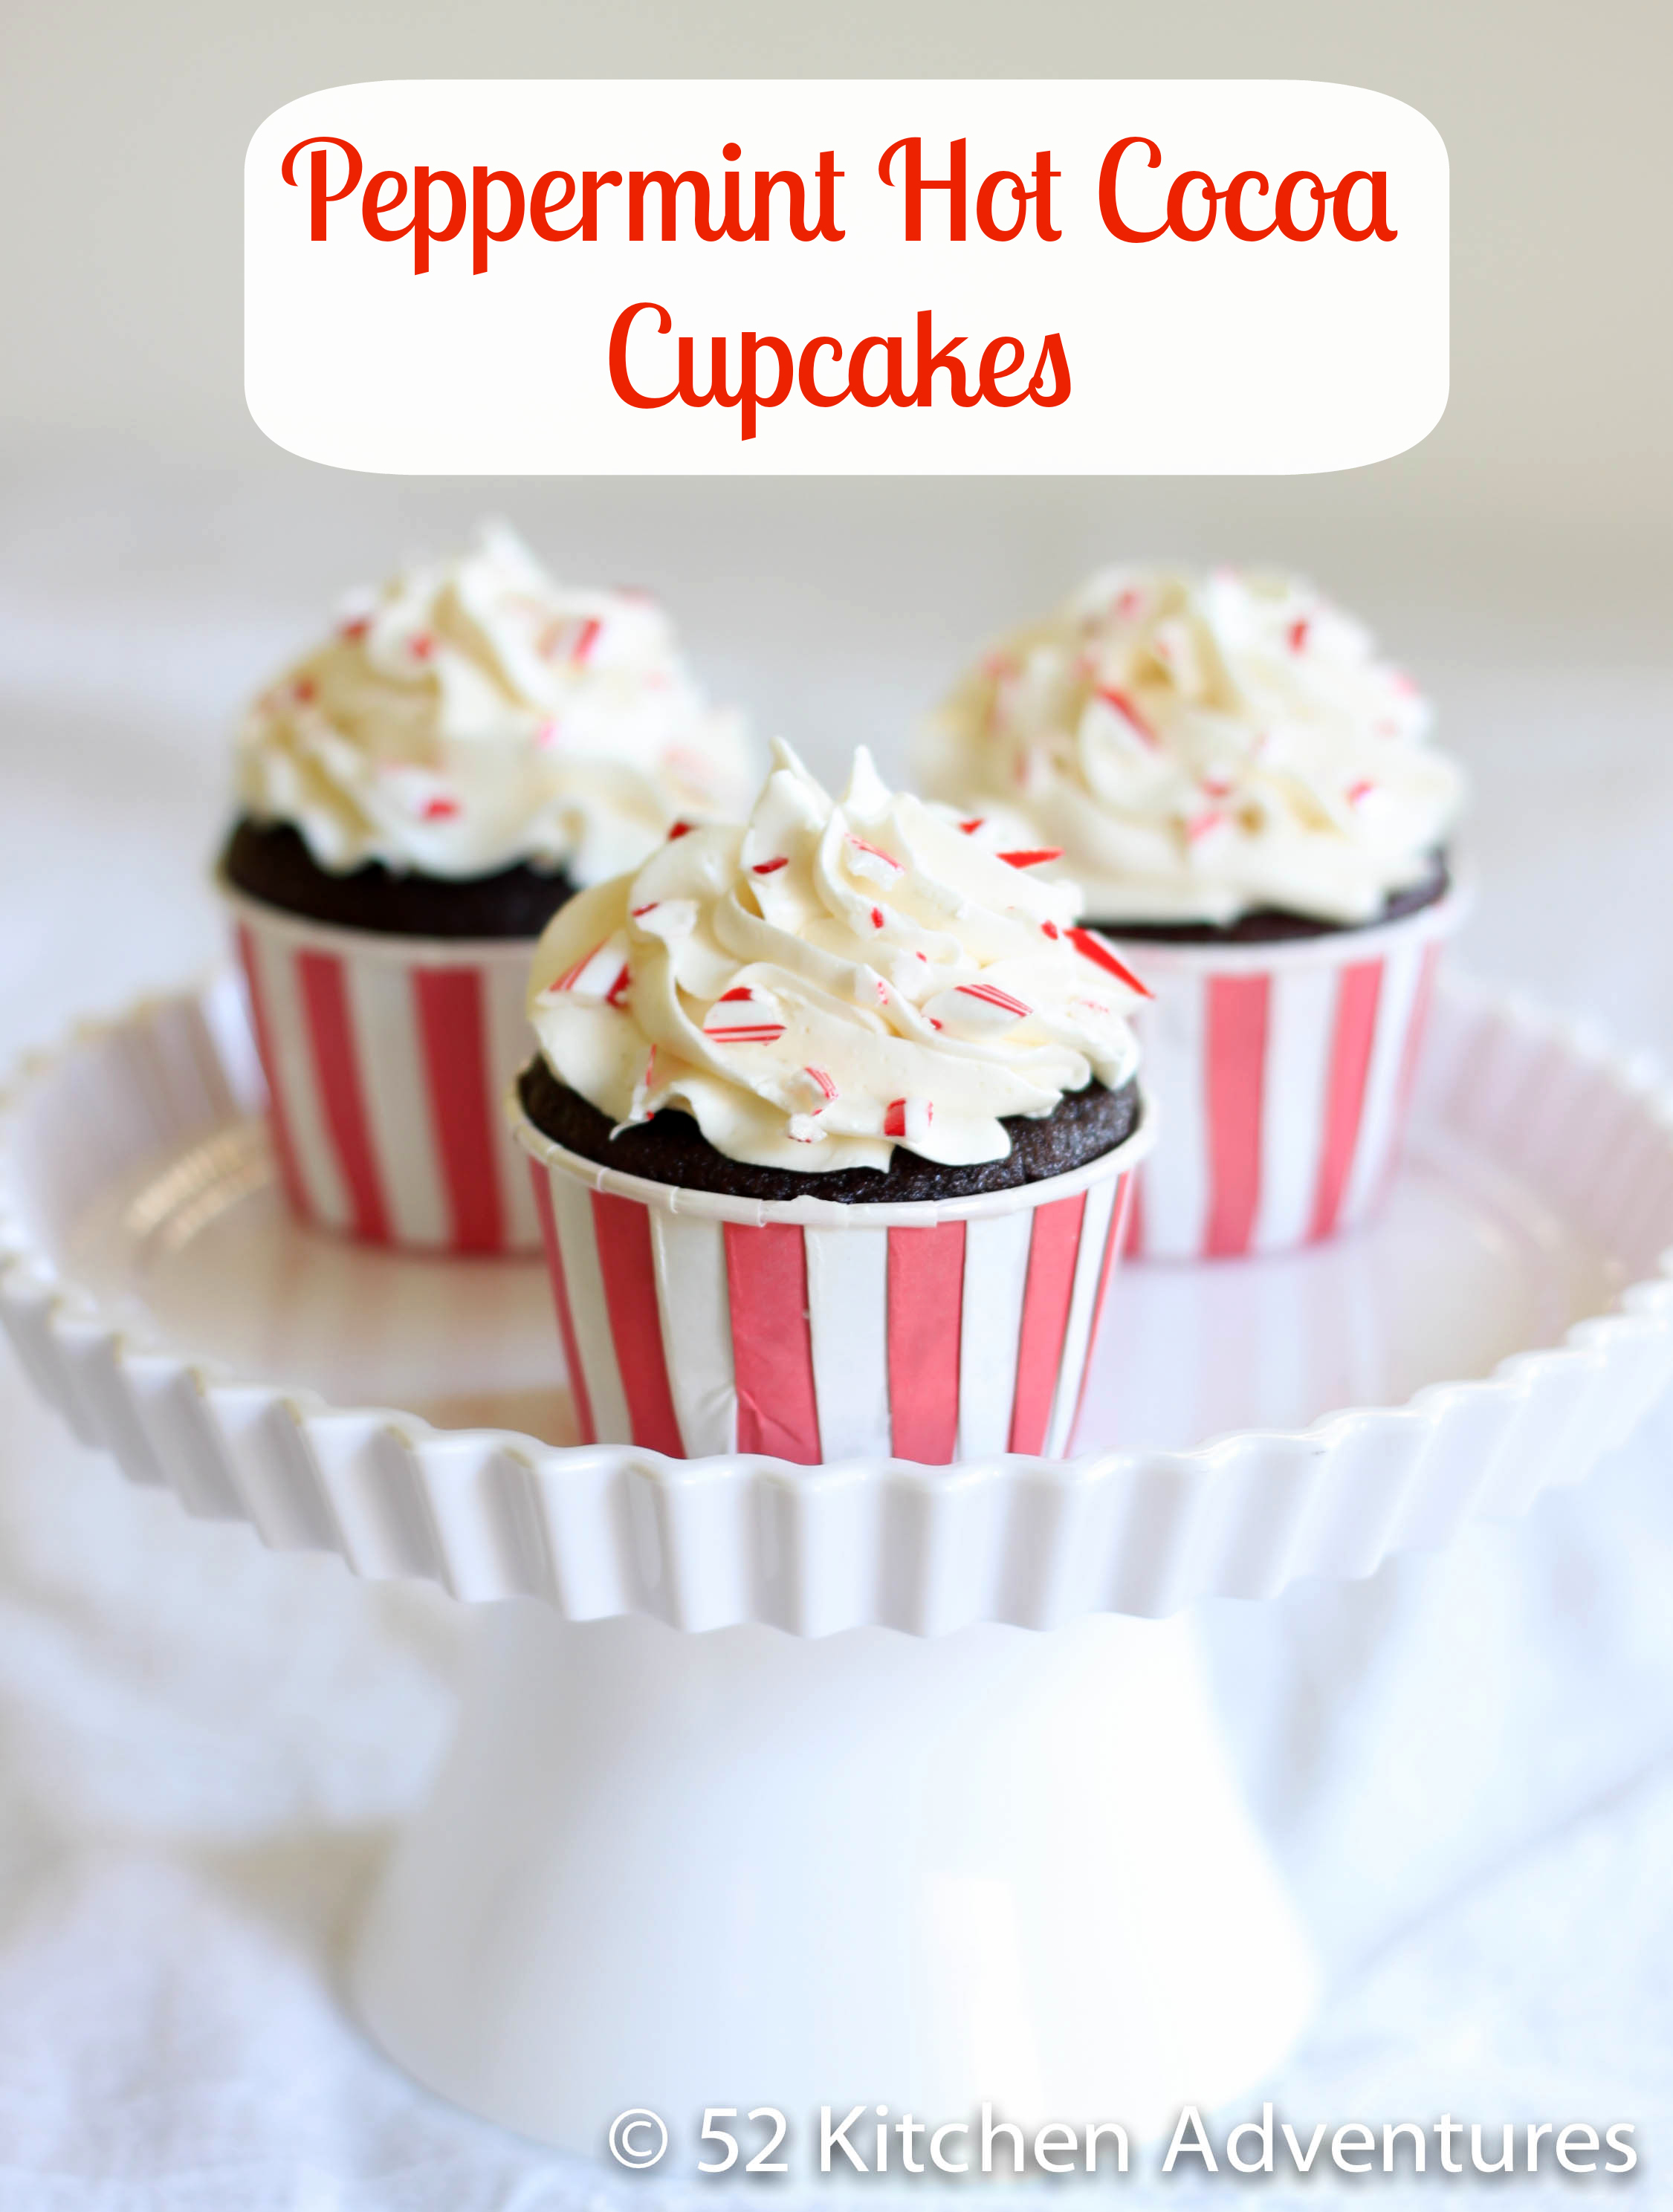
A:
[4, 974, 1673, 2163]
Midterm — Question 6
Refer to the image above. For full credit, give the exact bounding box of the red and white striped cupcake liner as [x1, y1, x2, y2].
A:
[511, 1094, 1154, 1465]
[223, 883, 543, 1254]
[1118, 883, 1468, 1262]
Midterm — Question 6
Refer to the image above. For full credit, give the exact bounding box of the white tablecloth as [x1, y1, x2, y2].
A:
[1, 454, 1670, 2205]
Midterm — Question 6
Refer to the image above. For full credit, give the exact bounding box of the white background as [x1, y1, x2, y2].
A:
[245, 79, 1446, 473]
[1, 0, 1672, 2203]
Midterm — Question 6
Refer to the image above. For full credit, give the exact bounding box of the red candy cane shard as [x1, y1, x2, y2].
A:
[847, 834, 902, 870]
[998, 848, 1064, 869]
[410, 632, 436, 661]
[667, 820, 694, 840]
[705, 987, 786, 1045]
[958, 817, 985, 834]
[957, 982, 1031, 1018]
[421, 795, 460, 820]
[884, 1097, 933, 1142]
[572, 617, 603, 663]
[1067, 927, 1153, 998]
[1096, 687, 1157, 745]
[1347, 778, 1376, 807]
[752, 856, 790, 875]
[1042, 920, 1061, 940]
[631, 902, 658, 918]
[870, 906, 885, 930]
[604, 965, 632, 1008]
[551, 937, 632, 999]
[804, 1065, 838, 1101]
[1288, 617, 1310, 652]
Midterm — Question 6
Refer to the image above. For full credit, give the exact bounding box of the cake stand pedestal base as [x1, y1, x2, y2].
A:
[351, 1600, 1318, 2160]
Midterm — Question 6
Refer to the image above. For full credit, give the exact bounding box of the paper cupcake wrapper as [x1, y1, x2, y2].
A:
[222, 883, 543, 1254]
[511, 1093, 1153, 1465]
[1118, 886, 1467, 1262]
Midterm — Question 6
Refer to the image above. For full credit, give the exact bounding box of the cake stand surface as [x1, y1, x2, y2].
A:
[3, 973, 1672, 2159]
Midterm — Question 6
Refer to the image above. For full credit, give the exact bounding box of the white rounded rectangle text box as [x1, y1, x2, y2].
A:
[245, 79, 1448, 475]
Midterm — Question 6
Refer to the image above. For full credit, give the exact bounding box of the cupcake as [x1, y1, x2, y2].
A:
[511, 744, 1154, 1465]
[221, 523, 751, 1253]
[924, 567, 1468, 1259]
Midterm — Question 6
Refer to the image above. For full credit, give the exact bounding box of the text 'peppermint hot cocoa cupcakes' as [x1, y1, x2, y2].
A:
[510, 744, 1154, 1465]
[924, 567, 1469, 1259]
[219, 522, 752, 1253]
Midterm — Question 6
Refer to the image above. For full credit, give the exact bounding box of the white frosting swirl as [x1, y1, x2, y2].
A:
[234, 522, 754, 883]
[528, 743, 1146, 1175]
[922, 566, 1465, 926]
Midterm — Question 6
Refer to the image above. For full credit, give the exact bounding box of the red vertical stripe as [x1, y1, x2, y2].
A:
[531, 1164, 595, 1446]
[413, 967, 505, 1253]
[1071, 1173, 1133, 1446]
[1124, 1166, 1146, 1256]
[724, 1222, 821, 1464]
[589, 1192, 685, 1456]
[235, 923, 308, 1219]
[886, 1223, 966, 1463]
[1310, 959, 1385, 1242]
[297, 950, 389, 1242]
[1391, 940, 1443, 1161]
[1008, 1193, 1087, 1456]
[1205, 973, 1269, 1258]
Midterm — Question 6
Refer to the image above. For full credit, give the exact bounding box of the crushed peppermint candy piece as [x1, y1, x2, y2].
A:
[958, 817, 985, 835]
[409, 632, 436, 661]
[751, 855, 790, 875]
[1288, 617, 1310, 652]
[784, 1066, 838, 1117]
[1067, 927, 1153, 998]
[292, 677, 317, 705]
[421, 794, 460, 821]
[1346, 778, 1377, 807]
[924, 981, 1032, 1034]
[1095, 687, 1157, 745]
[547, 935, 633, 1004]
[883, 1097, 933, 1144]
[870, 906, 885, 930]
[998, 848, 1064, 869]
[703, 987, 787, 1045]
[844, 834, 904, 883]
[667, 820, 694, 840]
[1185, 808, 1227, 845]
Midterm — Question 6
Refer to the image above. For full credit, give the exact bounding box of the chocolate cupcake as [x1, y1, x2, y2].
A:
[511, 745, 1154, 1465]
[925, 568, 1468, 1259]
[220, 523, 752, 1253]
